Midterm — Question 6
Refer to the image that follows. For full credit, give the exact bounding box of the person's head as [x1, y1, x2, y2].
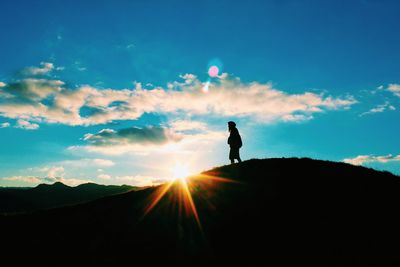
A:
[228, 121, 236, 131]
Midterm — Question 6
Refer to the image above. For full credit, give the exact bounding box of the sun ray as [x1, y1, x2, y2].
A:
[192, 173, 242, 184]
[142, 181, 174, 217]
[141, 164, 244, 232]
[178, 178, 202, 230]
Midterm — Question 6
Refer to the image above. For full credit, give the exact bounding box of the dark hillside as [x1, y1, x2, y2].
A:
[1, 158, 400, 266]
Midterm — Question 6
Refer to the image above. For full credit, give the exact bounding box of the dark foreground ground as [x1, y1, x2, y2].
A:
[1, 158, 400, 266]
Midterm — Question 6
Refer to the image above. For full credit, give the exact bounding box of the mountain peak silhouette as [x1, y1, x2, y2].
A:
[36, 181, 70, 189]
[1, 158, 400, 266]
[0, 182, 138, 214]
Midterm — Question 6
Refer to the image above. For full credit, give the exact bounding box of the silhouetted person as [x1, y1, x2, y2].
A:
[227, 121, 242, 164]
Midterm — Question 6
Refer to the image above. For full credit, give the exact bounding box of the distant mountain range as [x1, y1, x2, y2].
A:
[1, 158, 400, 266]
[0, 182, 139, 213]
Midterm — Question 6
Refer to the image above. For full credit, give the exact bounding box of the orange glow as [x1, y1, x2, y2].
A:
[142, 181, 174, 217]
[142, 170, 241, 230]
[178, 177, 202, 229]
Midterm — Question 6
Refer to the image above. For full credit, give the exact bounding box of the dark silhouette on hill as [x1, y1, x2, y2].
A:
[0, 182, 138, 214]
[1, 158, 400, 266]
[227, 121, 242, 164]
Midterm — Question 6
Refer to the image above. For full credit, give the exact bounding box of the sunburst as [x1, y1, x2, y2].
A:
[142, 164, 240, 230]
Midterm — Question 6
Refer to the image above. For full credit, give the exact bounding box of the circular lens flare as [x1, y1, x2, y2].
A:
[208, 66, 219, 77]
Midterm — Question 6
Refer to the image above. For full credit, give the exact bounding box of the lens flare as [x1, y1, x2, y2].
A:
[141, 169, 241, 232]
[208, 66, 219, 77]
[202, 80, 210, 93]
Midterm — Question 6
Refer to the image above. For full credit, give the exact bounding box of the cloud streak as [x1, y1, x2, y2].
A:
[344, 154, 400, 166]
[83, 126, 182, 146]
[0, 122, 10, 128]
[69, 120, 226, 155]
[2, 175, 92, 186]
[21, 62, 54, 76]
[388, 84, 400, 97]
[74, 126, 186, 155]
[15, 119, 39, 130]
[360, 101, 396, 116]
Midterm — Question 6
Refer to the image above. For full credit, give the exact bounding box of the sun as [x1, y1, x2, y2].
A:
[142, 162, 239, 232]
[172, 163, 190, 181]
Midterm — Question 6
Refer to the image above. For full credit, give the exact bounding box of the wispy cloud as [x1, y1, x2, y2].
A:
[344, 154, 400, 166]
[360, 101, 396, 116]
[2, 175, 92, 186]
[73, 126, 185, 155]
[169, 120, 207, 131]
[388, 84, 400, 97]
[83, 126, 183, 146]
[67, 117, 227, 155]
[15, 119, 39, 130]
[3, 176, 42, 184]
[38, 166, 65, 178]
[21, 62, 54, 76]
[0, 122, 10, 128]
[97, 174, 111, 180]
[12, 159, 114, 186]
[54, 158, 115, 168]
[96, 171, 168, 187]
[114, 174, 166, 187]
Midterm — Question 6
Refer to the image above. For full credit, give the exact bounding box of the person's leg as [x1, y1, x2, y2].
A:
[237, 149, 242, 163]
[231, 148, 240, 164]
[229, 148, 234, 164]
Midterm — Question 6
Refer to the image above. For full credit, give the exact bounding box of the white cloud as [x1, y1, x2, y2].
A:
[360, 101, 396, 116]
[15, 119, 39, 130]
[92, 159, 115, 167]
[4, 78, 63, 101]
[32, 159, 115, 174]
[83, 126, 182, 146]
[0, 71, 357, 127]
[55, 158, 116, 167]
[114, 175, 166, 187]
[97, 174, 111, 180]
[21, 62, 54, 76]
[282, 114, 313, 122]
[0, 122, 10, 128]
[344, 154, 400, 166]
[0, 82, 6, 87]
[388, 84, 400, 97]
[179, 73, 197, 84]
[3, 176, 41, 183]
[2, 175, 91, 186]
[169, 120, 207, 131]
[59, 158, 115, 167]
[19, 163, 97, 186]
[71, 124, 225, 156]
[38, 166, 65, 178]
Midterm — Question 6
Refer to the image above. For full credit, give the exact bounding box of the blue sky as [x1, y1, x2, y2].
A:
[1, 0, 399, 187]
